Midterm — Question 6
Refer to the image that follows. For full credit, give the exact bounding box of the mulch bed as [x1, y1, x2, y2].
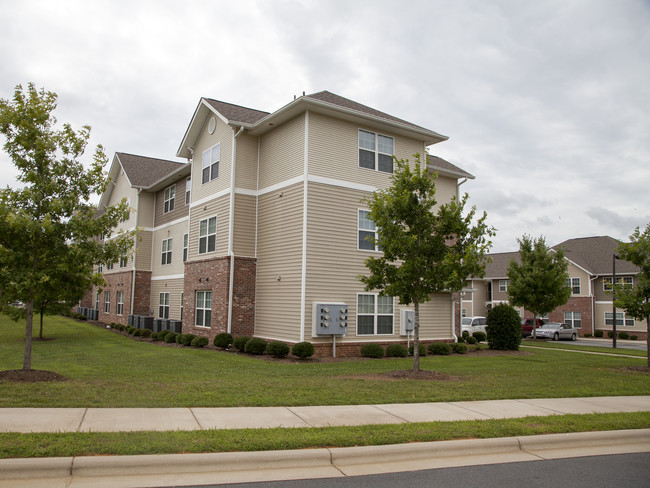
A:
[0, 369, 68, 383]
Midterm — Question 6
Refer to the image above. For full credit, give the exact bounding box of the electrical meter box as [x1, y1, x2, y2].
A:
[400, 309, 415, 335]
[312, 302, 348, 337]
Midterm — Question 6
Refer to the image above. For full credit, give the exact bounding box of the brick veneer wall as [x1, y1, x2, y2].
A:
[98, 271, 133, 325]
[548, 296, 592, 336]
[133, 271, 152, 316]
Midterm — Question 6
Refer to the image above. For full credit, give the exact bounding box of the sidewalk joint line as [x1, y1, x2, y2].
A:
[373, 405, 411, 424]
[76, 408, 88, 433]
[285, 407, 316, 427]
[188, 408, 204, 430]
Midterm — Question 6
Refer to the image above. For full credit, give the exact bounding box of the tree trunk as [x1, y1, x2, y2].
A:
[413, 296, 420, 372]
[23, 298, 34, 371]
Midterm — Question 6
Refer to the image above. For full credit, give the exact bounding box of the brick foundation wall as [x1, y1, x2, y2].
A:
[231, 257, 257, 337]
[133, 271, 152, 316]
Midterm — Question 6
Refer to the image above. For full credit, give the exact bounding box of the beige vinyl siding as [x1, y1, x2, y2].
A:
[150, 278, 184, 320]
[594, 302, 647, 332]
[565, 263, 590, 297]
[187, 194, 230, 261]
[433, 175, 457, 210]
[137, 192, 155, 228]
[307, 112, 425, 187]
[151, 221, 188, 276]
[593, 275, 637, 301]
[135, 230, 153, 271]
[254, 183, 304, 342]
[107, 170, 138, 234]
[305, 182, 453, 342]
[258, 115, 304, 190]
[153, 177, 190, 227]
[235, 133, 259, 190]
[233, 193, 256, 257]
[193, 115, 233, 202]
[492, 279, 509, 301]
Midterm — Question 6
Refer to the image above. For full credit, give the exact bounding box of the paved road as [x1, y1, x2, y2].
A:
[572, 339, 647, 351]
[182, 452, 650, 488]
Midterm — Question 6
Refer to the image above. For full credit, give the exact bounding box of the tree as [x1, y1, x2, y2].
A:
[614, 223, 650, 368]
[506, 235, 571, 338]
[0, 83, 134, 371]
[358, 154, 495, 371]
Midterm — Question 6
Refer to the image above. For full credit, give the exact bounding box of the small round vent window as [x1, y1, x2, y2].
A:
[208, 116, 216, 134]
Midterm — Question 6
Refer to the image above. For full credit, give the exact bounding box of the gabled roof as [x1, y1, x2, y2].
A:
[427, 154, 474, 180]
[202, 99, 270, 125]
[116, 153, 187, 188]
[483, 252, 521, 279]
[552, 236, 640, 275]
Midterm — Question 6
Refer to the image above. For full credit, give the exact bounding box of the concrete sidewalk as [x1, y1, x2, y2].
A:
[1, 395, 649, 433]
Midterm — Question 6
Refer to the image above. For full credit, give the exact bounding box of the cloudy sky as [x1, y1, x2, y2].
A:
[1, 0, 648, 252]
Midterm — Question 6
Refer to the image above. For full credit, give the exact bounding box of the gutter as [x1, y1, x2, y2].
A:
[227, 125, 245, 334]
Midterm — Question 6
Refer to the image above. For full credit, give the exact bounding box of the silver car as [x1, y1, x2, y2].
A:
[535, 322, 578, 341]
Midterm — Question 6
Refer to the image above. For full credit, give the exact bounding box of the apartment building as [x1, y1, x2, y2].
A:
[90, 91, 475, 355]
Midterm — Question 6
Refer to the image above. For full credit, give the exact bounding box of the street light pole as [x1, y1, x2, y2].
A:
[612, 254, 620, 349]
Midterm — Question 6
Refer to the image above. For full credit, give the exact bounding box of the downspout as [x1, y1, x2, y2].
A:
[227, 126, 245, 334]
[451, 177, 468, 341]
[590, 275, 598, 336]
[130, 188, 142, 315]
[457, 177, 468, 198]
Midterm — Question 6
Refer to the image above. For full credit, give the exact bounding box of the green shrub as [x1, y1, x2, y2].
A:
[451, 342, 468, 354]
[466, 336, 478, 345]
[584, 333, 592, 338]
[361, 343, 385, 358]
[128, 327, 137, 335]
[457, 336, 466, 344]
[607, 331, 615, 338]
[244, 338, 267, 355]
[180, 334, 196, 346]
[164, 332, 179, 343]
[386, 344, 408, 357]
[74, 313, 87, 320]
[486, 304, 522, 351]
[461, 330, 470, 340]
[428, 342, 451, 355]
[140, 329, 152, 338]
[213, 332, 234, 349]
[408, 343, 427, 356]
[191, 336, 209, 347]
[266, 341, 290, 358]
[472, 331, 487, 343]
[151, 332, 160, 341]
[233, 336, 251, 352]
[175, 333, 183, 344]
[595, 330, 604, 337]
[618, 331, 630, 339]
[630, 335, 638, 341]
[292, 341, 315, 358]
[157, 330, 170, 340]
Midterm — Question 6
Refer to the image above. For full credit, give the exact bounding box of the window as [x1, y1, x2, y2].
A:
[95, 293, 100, 311]
[161, 238, 172, 265]
[202, 143, 220, 183]
[499, 280, 509, 292]
[116, 291, 124, 316]
[358, 129, 394, 173]
[107, 261, 114, 270]
[196, 291, 212, 327]
[358, 210, 380, 251]
[605, 312, 634, 327]
[565, 277, 580, 294]
[119, 256, 127, 268]
[104, 291, 110, 313]
[180, 292, 184, 321]
[164, 185, 175, 213]
[159, 292, 170, 319]
[603, 276, 633, 291]
[357, 293, 394, 335]
[98, 263, 103, 273]
[564, 311, 581, 328]
[185, 176, 191, 205]
[183, 234, 188, 262]
[461, 308, 467, 318]
[199, 216, 217, 254]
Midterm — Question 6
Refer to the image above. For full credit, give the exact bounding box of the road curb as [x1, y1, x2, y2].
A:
[0, 429, 649, 487]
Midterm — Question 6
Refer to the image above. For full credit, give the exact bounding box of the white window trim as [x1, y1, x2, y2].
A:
[195, 290, 212, 327]
[119, 256, 128, 268]
[198, 215, 217, 255]
[356, 292, 395, 336]
[164, 184, 176, 214]
[104, 291, 110, 314]
[603, 276, 633, 291]
[202, 143, 220, 184]
[357, 208, 380, 252]
[185, 176, 191, 205]
[358, 129, 394, 173]
[161, 237, 172, 265]
[116, 291, 124, 316]
[159, 292, 170, 319]
[564, 311, 581, 329]
[183, 233, 188, 262]
[499, 280, 509, 292]
[566, 277, 580, 295]
[604, 311, 635, 327]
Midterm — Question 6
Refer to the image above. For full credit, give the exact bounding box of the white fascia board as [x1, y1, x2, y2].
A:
[151, 274, 185, 281]
[177, 99, 229, 159]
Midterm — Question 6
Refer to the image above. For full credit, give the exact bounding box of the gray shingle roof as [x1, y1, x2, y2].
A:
[427, 154, 474, 179]
[483, 252, 521, 278]
[202, 98, 270, 125]
[552, 236, 640, 275]
[116, 153, 186, 188]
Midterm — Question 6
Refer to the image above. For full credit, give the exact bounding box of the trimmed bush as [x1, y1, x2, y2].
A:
[461, 330, 470, 340]
[191, 336, 209, 347]
[457, 336, 466, 344]
[472, 331, 487, 343]
[140, 329, 152, 338]
[466, 336, 478, 345]
[428, 342, 451, 355]
[128, 327, 137, 335]
[244, 337, 268, 355]
[451, 342, 468, 354]
[164, 332, 179, 343]
[175, 333, 183, 344]
[607, 331, 615, 338]
[386, 344, 408, 358]
[408, 343, 427, 356]
[233, 336, 251, 352]
[151, 332, 160, 341]
[361, 343, 385, 358]
[630, 335, 638, 341]
[157, 330, 170, 340]
[292, 341, 315, 359]
[266, 341, 290, 358]
[595, 330, 604, 337]
[180, 334, 197, 346]
[486, 304, 522, 350]
[584, 333, 592, 338]
[618, 331, 630, 339]
[213, 332, 233, 349]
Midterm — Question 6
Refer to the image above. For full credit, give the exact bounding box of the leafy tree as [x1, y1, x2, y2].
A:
[359, 154, 495, 371]
[0, 83, 134, 371]
[506, 235, 571, 338]
[614, 223, 650, 368]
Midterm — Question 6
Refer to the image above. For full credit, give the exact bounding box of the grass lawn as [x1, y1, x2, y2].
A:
[1, 315, 648, 408]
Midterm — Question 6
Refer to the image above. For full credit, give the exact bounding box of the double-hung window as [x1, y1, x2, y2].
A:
[358, 129, 394, 173]
[603, 276, 633, 291]
[95, 293, 100, 311]
[159, 292, 170, 319]
[164, 185, 175, 213]
[116, 291, 124, 316]
[605, 312, 634, 327]
[564, 311, 581, 328]
[499, 280, 509, 292]
[565, 277, 580, 294]
[357, 293, 394, 335]
[161, 238, 172, 265]
[199, 216, 217, 254]
[180, 292, 184, 321]
[183, 233, 189, 262]
[196, 291, 212, 327]
[358, 210, 380, 251]
[185, 176, 191, 205]
[107, 262, 114, 270]
[119, 256, 127, 268]
[104, 291, 110, 313]
[202, 144, 220, 183]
